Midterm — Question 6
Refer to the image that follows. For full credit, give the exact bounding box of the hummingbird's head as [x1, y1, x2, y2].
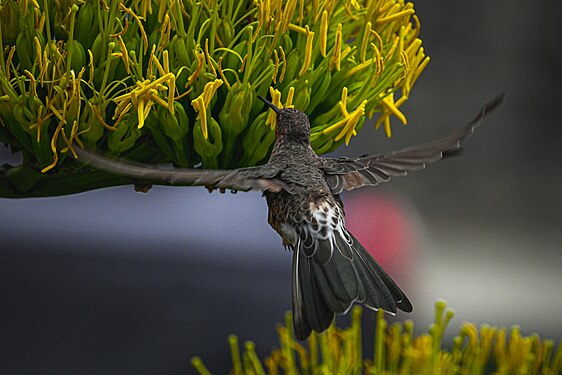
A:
[258, 96, 311, 144]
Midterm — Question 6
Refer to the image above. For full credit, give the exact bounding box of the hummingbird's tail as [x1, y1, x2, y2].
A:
[291, 230, 412, 340]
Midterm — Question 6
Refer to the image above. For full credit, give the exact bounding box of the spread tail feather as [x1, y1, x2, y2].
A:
[291, 231, 412, 340]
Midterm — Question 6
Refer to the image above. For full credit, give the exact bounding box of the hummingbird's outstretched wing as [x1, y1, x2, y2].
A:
[319, 94, 505, 194]
[74, 147, 289, 193]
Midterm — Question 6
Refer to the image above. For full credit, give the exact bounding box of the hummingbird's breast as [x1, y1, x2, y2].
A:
[264, 157, 338, 248]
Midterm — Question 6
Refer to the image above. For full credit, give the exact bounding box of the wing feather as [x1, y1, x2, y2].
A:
[321, 94, 505, 194]
[74, 147, 289, 193]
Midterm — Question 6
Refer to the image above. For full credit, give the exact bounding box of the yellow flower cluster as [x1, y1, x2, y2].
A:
[250, 0, 430, 153]
[193, 301, 562, 375]
[0, 0, 429, 196]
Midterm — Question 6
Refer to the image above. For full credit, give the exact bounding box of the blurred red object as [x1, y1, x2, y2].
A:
[344, 192, 414, 276]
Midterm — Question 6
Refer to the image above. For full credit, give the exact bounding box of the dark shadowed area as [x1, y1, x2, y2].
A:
[1, 1, 561, 374]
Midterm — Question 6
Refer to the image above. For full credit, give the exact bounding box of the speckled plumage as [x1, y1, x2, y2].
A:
[260, 106, 415, 340]
[76, 94, 505, 340]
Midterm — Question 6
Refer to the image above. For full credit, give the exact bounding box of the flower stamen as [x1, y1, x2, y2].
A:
[191, 79, 224, 139]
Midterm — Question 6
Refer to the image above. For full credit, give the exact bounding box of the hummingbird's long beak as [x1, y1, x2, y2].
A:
[258, 96, 281, 114]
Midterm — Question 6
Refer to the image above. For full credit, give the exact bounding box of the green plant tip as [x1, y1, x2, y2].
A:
[193, 301, 561, 374]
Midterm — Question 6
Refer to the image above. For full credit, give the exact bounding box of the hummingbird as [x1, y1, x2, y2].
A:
[75, 93, 505, 340]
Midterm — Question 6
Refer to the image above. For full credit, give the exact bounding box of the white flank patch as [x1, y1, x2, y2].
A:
[305, 200, 352, 258]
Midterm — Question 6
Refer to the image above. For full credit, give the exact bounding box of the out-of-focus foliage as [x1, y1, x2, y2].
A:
[193, 301, 562, 375]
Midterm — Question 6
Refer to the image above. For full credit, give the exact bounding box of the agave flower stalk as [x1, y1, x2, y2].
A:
[0, 0, 429, 197]
[193, 301, 562, 374]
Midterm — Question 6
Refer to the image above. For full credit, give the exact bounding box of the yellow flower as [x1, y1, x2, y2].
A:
[1, 0, 432, 195]
[265, 86, 295, 130]
[322, 87, 367, 145]
[194, 301, 562, 375]
[191, 79, 224, 139]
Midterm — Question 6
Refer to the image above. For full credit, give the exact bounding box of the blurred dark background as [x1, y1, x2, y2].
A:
[1, 1, 561, 374]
